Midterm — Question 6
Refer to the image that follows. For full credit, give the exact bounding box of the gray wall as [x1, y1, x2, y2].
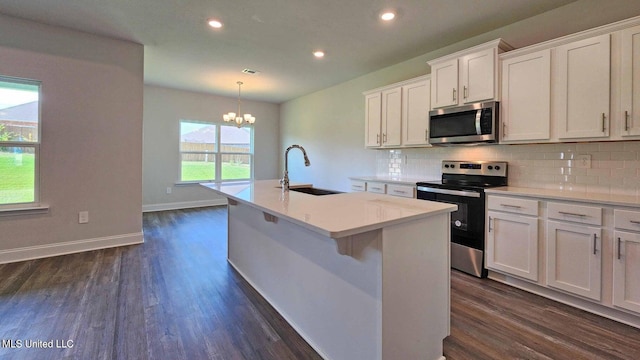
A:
[142, 85, 280, 211]
[0, 15, 144, 259]
[280, 0, 640, 192]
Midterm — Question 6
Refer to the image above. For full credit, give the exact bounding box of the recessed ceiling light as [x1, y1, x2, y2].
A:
[208, 19, 223, 29]
[380, 11, 395, 21]
[313, 50, 325, 58]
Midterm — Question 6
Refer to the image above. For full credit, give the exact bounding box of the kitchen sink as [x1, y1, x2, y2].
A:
[289, 186, 343, 196]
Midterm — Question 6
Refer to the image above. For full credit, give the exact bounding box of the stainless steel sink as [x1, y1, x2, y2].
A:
[289, 186, 343, 196]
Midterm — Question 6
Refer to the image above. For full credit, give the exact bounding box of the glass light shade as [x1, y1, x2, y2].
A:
[235, 116, 243, 125]
[223, 114, 230, 121]
[243, 114, 252, 120]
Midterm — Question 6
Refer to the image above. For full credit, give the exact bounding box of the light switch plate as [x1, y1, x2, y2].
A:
[79, 211, 89, 224]
[576, 154, 591, 169]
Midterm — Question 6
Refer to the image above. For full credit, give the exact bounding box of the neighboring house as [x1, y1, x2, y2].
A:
[0, 101, 38, 141]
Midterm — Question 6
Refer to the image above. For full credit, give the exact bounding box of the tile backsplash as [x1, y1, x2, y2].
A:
[376, 141, 640, 196]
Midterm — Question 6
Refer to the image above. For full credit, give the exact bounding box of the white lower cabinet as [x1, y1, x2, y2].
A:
[386, 184, 415, 198]
[350, 180, 366, 192]
[613, 208, 640, 314]
[366, 182, 386, 194]
[547, 221, 602, 301]
[613, 231, 640, 313]
[487, 211, 539, 281]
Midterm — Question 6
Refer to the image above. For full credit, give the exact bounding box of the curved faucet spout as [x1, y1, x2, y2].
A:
[281, 144, 310, 190]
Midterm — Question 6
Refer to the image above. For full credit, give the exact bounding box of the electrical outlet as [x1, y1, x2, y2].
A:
[576, 154, 592, 169]
[166, 187, 172, 194]
[79, 211, 89, 224]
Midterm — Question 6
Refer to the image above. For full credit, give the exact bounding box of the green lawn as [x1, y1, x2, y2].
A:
[181, 161, 250, 181]
[0, 151, 35, 204]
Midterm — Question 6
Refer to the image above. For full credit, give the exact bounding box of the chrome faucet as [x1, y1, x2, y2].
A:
[280, 144, 310, 190]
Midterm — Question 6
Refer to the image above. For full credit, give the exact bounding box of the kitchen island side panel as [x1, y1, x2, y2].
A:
[382, 213, 450, 360]
[227, 202, 383, 360]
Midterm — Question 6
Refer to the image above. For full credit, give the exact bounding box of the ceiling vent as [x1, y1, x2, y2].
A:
[242, 68, 260, 75]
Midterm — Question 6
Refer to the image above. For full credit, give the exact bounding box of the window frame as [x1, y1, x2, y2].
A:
[178, 119, 254, 184]
[0, 75, 42, 211]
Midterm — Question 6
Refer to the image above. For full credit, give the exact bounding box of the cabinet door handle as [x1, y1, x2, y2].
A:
[502, 122, 507, 136]
[558, 211, 587, 217]
[630, 220, 640, 225]
[452, 88, 457, 102]
[488, 216, 493, 232]
[500, 204, 522, 209]
[383, 133, 387, 143]
[602, 113, 606, 132]
[617, 237, 622, 260]
[425, 129, 429, 141]
[625, 111, 630, 131]
[464, 86, 468, 100]
[593, 234, 598, 255]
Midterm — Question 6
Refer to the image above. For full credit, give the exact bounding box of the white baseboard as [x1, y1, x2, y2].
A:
[142, 199, 227, 212]
[0, 232, 143, 264]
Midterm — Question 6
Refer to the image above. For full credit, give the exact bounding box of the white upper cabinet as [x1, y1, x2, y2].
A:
[554, 34, 611, 140]
[620, 24, 640, 137]
[430, 59, 459, 108]
[363, 75, 431, 148]
[460, 48, 496, 103]
[500, 49, 551, 142]
[428, 39, 512, 110]
[381, 87, 402, 147]
[401, 77, 430, 146]
[364, 92, 382, 147]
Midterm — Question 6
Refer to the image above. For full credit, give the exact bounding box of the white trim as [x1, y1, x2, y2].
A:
[0, 204, 49, 216]
[142, 199, 227, 212]
[0, 232, 143, 264]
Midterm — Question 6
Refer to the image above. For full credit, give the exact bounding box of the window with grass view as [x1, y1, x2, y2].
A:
[180, 120, 252, 182]
[0, 76, 40, 207]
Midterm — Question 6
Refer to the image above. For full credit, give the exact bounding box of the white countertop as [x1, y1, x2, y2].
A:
[349, 175, 438, 186]
[486, 186, 640, 208]
[201, 179, 457, 239]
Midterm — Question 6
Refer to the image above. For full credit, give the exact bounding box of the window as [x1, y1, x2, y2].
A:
[0, 76, 41, 207]
[179, 120, 253, 182]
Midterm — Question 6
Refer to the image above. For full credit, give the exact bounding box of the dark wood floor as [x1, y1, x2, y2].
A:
[0, 206, 638, 360]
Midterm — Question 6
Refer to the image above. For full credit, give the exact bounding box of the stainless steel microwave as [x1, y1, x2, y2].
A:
[429, 101, 499, 145]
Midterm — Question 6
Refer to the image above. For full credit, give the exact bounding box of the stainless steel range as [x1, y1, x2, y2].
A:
[416, 160, 508, 278]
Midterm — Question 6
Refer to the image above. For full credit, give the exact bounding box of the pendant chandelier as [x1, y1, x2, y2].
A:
[223, 81, 256, 128]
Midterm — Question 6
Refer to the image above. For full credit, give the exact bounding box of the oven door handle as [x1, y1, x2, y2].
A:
[417, 186, 481, 198]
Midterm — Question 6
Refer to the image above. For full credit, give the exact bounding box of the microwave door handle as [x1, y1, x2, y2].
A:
[475, 109, 482, 135]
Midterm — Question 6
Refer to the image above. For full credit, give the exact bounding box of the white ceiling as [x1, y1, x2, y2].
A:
[0, 0, 578, 103]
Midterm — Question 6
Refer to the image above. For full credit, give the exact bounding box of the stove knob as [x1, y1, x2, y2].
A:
[495, 165, 501, 171]
[444, 164, 450, 168]
[487, 165, 493, 170]
[450, 164, 456, 168]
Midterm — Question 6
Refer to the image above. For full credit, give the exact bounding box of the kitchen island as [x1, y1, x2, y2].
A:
[201, 180, 456, 360]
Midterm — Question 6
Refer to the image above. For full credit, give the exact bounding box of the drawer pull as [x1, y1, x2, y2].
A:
[593, 234, 597, 255]
[500, 204, 522, 209]
[393, 190, 407, 194]
[617, 237, 622, 260]
[630, 220, 640, 225]
[559, 211, 587, 217]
